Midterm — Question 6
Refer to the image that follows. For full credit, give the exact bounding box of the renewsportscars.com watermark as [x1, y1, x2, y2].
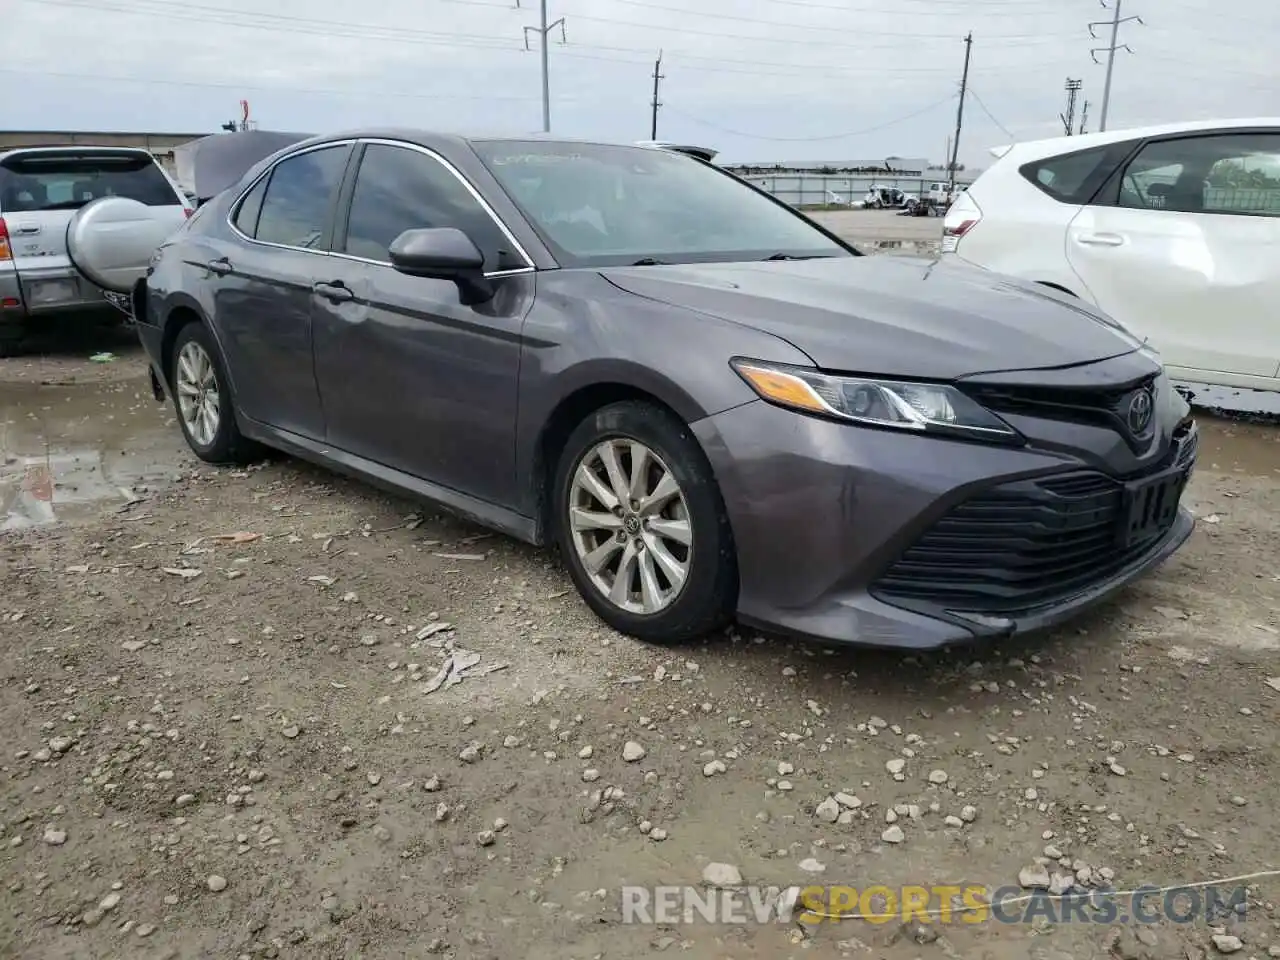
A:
[621, 884, 1249, 925]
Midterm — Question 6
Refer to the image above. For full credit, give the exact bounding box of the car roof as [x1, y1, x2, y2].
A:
[281, 128, 709, 155]
[0, 144, 161, 161]
[990, 116, 1280, 161]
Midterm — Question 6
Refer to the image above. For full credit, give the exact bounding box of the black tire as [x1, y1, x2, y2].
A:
[552, 401, 737, 644]
[168, 321, 259, 465]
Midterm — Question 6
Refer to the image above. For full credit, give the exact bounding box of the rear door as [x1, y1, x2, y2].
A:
[0, 148, 189, 307]
[213, 142, 353, 440]
[1065, 130, 1280, 382]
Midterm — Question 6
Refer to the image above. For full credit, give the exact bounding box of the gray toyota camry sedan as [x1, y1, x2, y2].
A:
[94, 130, 1198, 648]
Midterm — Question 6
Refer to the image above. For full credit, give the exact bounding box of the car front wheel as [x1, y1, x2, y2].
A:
[170, 322, 257, 464]
[553, 401, 737, 644]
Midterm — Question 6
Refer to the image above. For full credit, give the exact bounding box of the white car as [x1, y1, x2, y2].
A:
[943, 118, 1280, 396]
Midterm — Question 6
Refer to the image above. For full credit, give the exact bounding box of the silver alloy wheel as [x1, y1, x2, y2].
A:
[175, 340, 221, 448]
[568, 438, 693, 615]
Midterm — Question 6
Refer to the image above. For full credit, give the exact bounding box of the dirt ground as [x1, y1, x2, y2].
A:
[3, 327, 1280, 960]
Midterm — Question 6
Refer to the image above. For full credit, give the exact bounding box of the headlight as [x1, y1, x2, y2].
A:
[730, 359, 1020, 441]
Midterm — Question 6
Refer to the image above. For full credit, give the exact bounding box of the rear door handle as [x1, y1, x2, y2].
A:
[313, 281, 354, 303]
[1075, 232, 1125, 247]
[207, 257, 233, 275]
[13, 223, 40, 236]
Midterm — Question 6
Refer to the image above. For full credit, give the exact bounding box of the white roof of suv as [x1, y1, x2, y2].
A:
[988, 116, 1280, 161]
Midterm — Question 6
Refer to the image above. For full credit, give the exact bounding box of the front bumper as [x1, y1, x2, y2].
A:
[693, 399, 1197, 650]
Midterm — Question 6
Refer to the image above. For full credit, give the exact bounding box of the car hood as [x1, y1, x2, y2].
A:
[600, 256, 1142, 380]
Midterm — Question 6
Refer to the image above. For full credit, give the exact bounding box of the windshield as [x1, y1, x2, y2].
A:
[471, 140, 852, 267]
[0, 152, 180, 213]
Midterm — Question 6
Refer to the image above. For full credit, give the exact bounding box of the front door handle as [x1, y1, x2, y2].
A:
[207, 257, 233, 275]
[313, 281, 354, 303]
[1075, 232, 1125, 247]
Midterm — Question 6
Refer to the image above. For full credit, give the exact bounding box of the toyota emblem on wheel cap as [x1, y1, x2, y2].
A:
[1126, 388, 1154, 435]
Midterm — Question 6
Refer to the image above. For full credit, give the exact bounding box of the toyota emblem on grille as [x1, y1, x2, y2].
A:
[1126, 388, 1154, 435]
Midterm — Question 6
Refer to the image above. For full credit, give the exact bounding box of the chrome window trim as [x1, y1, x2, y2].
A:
[225, 138, 358, 257]
[225, 136, 538, 278]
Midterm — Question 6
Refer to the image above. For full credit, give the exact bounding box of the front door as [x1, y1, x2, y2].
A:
[213, 143, 352, 439]
[312, 141, 534, 509]
[1066, 131, 1280, 384]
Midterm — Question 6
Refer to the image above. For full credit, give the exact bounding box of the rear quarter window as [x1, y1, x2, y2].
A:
[0, 152, 180, 213]
[1019, 143, 1131, 204]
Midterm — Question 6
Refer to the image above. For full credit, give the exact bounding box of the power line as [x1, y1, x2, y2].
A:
[574, 0, 1085, 39]
[763, 0, 1065, 10]
[1089, 0, 1143, 131]
[967, 86, 1016, 140]
[661, 94, 956, 142]
[27, 0, 521, 51]
[567, 8, 1081, 44]
[19, 0, 1081, 80]
[0, 64, 564, 103]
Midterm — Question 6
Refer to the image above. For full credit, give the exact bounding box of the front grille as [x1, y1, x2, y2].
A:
[871, 466, 1184, 615]
[962, 376, 1158, 448]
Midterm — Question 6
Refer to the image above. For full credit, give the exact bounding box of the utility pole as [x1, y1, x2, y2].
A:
[1079, 100, 1091, 135]
[1089, 0, 1142, 132]
[1060, 79, 1082, 136]
[650, 51, 664, 140]
[521, 0, 566, 133]
[948, 32, 973, 199]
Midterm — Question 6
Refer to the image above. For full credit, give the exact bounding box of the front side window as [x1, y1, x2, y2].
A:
[470, 140, 851, 267]
[341, 144, 517, 271]
[254, 145, 349, 250]
[1116, 133, 1280, 216]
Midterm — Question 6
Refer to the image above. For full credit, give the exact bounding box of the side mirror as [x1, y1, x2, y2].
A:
[66, 196, 181, 294]
[388, 227, 493, 304]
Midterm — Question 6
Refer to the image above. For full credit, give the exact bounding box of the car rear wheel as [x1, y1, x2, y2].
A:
[170, 322, 257, 464]
[553, 401, 736, 644]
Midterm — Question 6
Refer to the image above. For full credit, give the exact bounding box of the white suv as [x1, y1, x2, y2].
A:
[0, 146, 191, 355]
[943, 118, 1280, 396]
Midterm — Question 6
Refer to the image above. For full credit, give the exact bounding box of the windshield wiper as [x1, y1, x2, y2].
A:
[762, 253, 831, 261]
[630, 257, 669, 266]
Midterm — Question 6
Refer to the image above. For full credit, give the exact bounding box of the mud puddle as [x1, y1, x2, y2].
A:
[0, 376, 187, 530]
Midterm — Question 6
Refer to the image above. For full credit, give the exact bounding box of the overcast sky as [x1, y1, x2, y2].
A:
[2, 0, 1273, 165]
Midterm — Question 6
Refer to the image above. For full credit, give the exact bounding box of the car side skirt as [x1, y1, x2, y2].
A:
[236, 415, 542, 546]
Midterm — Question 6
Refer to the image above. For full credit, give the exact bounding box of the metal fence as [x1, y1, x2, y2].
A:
[730, 173, 976, 207]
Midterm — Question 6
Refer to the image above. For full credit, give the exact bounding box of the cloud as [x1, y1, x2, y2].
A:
[2, 0, 1275, 163]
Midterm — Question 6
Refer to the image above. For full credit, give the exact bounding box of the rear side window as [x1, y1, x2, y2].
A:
[0, 152, 180, 212]
[232, 177, 268, 237]
[254, 145, 349, 250]
[1019, 145, 1116, 204]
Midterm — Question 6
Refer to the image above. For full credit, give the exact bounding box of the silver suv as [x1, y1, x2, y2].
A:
[0, 146, 191, 355]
